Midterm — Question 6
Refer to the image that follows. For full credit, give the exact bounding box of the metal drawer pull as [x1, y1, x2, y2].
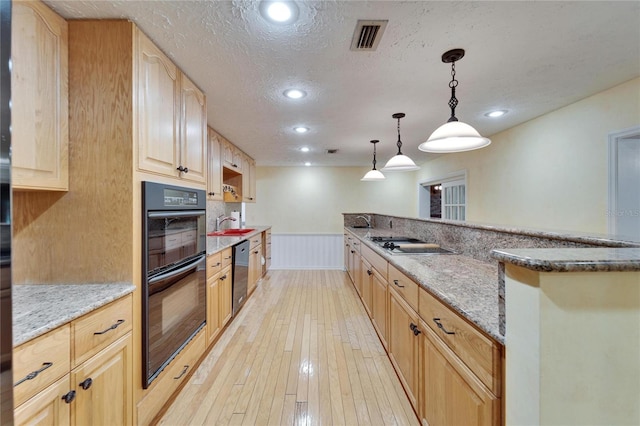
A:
[410, 323, 422, 336]
[79, 378, 93, 390]
[212, 262, 221, 267]
[433, 318, 455, 335]
[393, 279, 405, 288]
[94, 319, 125, 335]
[14, 362, 53, 387]
[367, 269, 373, 276]
[62, 390, 76, 404]
[220, 274, 227, 280]
[174, 365, 189, 380]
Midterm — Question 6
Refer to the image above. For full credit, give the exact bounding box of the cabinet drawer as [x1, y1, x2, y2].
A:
[249, 235, 261, 251]
[72, 295, 133, 367]
[13, 325, 70, 408]
[388, 263, 418, 312]
[207, 252, 223, 278]
[221, 248, 232, 268]
[361, 244, 388, 280]
[137, 329, 206, 426]
[419, 287, 501, 395]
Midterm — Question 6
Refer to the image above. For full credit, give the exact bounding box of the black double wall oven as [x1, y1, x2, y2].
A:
[142, 181, 206, 388]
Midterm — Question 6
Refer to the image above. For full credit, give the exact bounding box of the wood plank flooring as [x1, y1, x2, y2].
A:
[159, 270, 419, 426]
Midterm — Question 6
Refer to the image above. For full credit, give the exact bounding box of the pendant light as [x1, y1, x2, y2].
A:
[361, 140, 385, 181]
[381, 113, 419, 172]
[419, 49, 491, 153]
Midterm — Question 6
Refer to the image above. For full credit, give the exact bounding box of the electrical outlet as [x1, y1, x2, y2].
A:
[389, 219, 393, 229]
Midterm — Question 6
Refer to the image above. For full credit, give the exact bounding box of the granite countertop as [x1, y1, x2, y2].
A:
[13, 283, 135, 347]
[206, 225, 271, 255]
[491, 247, 640, 272]
[346, 227, 502, 344]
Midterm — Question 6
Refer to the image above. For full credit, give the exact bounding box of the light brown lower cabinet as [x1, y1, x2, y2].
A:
[360, 256, 373, 317]
[420, 321, 500, 426]
[13, 295, 133, 426]
[388, 286, 420, 409]
[370, 267, 388, 350]
[219, 265, 233, 328]
[207, 264, 233, 345]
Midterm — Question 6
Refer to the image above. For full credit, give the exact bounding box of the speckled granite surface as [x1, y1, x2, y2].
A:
[491, 248, 640, 272]
[347, 227, 503, 344]
[13, 283, 135, 346]
[206, 226, 271, 255]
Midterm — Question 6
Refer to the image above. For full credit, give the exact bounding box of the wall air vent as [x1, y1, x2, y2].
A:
[350, 20, 388, 51]
[326, 149, 339, 154]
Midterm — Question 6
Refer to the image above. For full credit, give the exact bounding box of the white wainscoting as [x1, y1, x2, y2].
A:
[270, 234, 344, 270]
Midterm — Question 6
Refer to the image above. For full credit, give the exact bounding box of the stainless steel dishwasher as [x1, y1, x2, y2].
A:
[232, 239, 250, 316]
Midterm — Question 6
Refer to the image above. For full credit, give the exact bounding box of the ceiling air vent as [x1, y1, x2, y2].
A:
[350, 20, 388, 51]
[326, 149, 339, 154]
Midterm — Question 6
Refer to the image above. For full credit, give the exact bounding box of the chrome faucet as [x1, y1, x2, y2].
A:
[355, 215, 372, 228]
[216, 214, 237, 230]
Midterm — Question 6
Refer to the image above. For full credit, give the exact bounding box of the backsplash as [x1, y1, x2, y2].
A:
[343, 213, 640, 264]
[206, 201, 243, 232]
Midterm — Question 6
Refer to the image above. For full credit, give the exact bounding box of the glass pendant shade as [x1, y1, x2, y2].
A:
[361, 169, 385, 181]
[419, 121, 491, 153]
[381, 154, 419, 171]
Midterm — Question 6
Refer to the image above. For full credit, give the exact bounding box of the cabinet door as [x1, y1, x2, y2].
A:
[179, 73, 207, 184]
[137, 30, 179, 178]
[420, 323, 499, 426]
[371, 268, 388, 350]
[207, 274, 221, 345]
[14, 376, 71, 426]
[248, 159, 256, 202]
[219, 266, 233, 327]
[388, 288, 419, 408]
[11, 0, 69, 191]
[222, 138, 236, 169]
[71, 333, 133, 426]
[242, 154, 250, 202]
[248, 244, 261, 295]
[207, 130, 223, 200]
[361, 258, 373, 317]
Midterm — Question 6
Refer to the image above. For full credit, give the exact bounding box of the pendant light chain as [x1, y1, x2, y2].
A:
[396, 115, 403, 154]
[448, 61, 459, 123]
[372, 141, 378, 170]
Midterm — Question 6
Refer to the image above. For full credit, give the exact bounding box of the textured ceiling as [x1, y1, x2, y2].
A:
[46, 0, 640, 166]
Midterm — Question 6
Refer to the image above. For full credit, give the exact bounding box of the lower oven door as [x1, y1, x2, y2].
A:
[142, 253, 206, 388]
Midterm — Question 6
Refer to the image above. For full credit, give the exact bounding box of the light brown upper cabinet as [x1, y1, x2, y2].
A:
[11, 0, 69, 191]
[241, 155, 256, 202]
[207, 128, 223, 201]
[222, 138, 242, 172]
[137, 30, 206, 185]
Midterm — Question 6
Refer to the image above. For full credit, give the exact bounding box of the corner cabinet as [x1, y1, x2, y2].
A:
[11, 0, 69, 191]
[136, 30, 206, 185]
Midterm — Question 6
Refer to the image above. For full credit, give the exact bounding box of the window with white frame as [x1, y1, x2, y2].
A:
[418, 172, 467, 221]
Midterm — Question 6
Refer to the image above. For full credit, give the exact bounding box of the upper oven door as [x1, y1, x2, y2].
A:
[146, 211, 206, 274]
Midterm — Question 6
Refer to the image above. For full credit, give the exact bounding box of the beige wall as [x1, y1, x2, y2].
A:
[416, 77, 640, 234]
[244, 167, 416, 234]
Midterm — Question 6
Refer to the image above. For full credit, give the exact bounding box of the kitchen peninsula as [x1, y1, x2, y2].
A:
[343, 212, 640, 425]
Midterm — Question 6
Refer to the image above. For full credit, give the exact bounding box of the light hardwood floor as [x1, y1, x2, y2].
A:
[159, 270, 419, 426]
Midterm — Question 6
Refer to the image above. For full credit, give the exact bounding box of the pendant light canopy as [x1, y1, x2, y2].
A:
[361, 140, 385, 181]
[381, 113, 420, 172]
[419, 49, 491, 153]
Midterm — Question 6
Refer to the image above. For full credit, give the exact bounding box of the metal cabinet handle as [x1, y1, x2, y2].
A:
[351, 250, 355, 254]
[433, 318, 455, 335]
[62, 390, 76, 404]
[94, 319, 125, 335]
[174, 365, 189, 380]
[367, 270, 373, 276]
[14, 362, 53, 387]
[219, 274, 227, 280]
[212, 262, 221, 267]
[410, 323, 422, 336]
[393, 279, 405, 288]
[177, 165, 189, 173]
[208, 192, 215, 196]
[79, 378, 93, 390]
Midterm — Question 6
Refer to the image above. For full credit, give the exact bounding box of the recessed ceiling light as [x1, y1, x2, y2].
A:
[260, 1, 299, 24]
[304, 162, 311, 167]
[300, 147, 310, 152]
[294, 126, 309, 133]
[283, 89, 306, 99]
[485, 109, 508, 118]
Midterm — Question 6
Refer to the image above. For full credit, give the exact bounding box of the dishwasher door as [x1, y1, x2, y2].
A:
[232, 239, 250, 316]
